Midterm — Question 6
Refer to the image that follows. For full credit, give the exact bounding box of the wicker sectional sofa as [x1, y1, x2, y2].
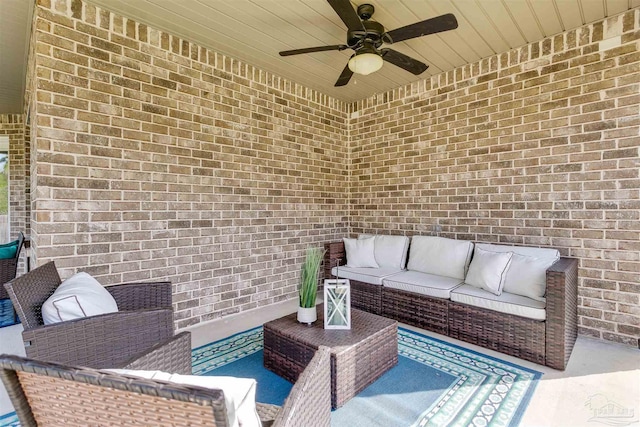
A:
[324, 235, 578, 370]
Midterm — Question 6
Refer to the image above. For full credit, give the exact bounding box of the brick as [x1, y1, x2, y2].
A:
[601, 332, 639, 347]
[21, 0, 640, 346]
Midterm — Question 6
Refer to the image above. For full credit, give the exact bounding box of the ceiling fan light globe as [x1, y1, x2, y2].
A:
[348, 52, 383, 75]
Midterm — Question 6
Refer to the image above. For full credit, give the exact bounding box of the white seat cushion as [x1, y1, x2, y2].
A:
[42, 272, 118, 325]
[344, 237, 379, 268]
[332, 266, 403, 286]
[108, 370, 261, 427]
[451, 284, 546, 321]
[476, 243, 560, 301]
[407, 236, 474, 280]
[359, 234, 410, 269]
[382, 271, 464, 299]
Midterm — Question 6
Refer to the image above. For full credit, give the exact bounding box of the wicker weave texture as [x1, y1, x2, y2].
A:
[272, 346, 332, 427]
[448, 302, 546, 365]
[323, 241, 345, 281]
[21, 308, 176, 368]
[18, 372, 220, 427]
[325, 239, 579, 370]
[448, 257, 578, 368]
[264, 305, 398, 409]
[545, 257, 579, 370]
[107, 281, 172, 311]
[0, 348, 332, 427]
[0, 260, 19, 301]
[123, 331, 192, 375]
[349, 280, 383, 314]
[4, 261, 192, 370]
[0, 356, 226, 427]
[323, 241, 384, 314]
[4, 261, 60, 328]
[382, 287, 448, 334]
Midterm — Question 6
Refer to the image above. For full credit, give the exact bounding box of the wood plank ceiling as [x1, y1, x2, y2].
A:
[0, 0, 638, 112]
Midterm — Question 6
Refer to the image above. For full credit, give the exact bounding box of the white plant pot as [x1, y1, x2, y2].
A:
[297, 306, 317, 324]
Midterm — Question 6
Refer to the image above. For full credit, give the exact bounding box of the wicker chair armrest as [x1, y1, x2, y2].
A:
[22, 308, 175, 368]
[123, 331, 192, 374]
[324, 241, 346, 279]
[4, 262, 61, 329]
[106, 281, 172, 311]
[0, 258, 19, 299]
[545, 257, 579, 370]
[0, 358, 37, 427]
[0, 233, 25, 293]
[0, 354, 230, 427]
[272, 346, 331, 427]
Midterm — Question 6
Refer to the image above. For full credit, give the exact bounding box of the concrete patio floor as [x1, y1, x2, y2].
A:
[1, 299, 639, 426]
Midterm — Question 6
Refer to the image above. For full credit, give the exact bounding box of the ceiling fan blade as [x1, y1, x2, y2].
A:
[335, 63, 353, 86]
[280, 45, 348, 56]
[327, 0, 364, 32]
[385, 13, 458, 44]
[381, 49, 428, 75]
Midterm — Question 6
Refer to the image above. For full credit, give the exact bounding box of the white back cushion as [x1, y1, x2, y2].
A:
[476, 243, 560, 301]
[475, 243, 559, 262]
[359, 234, 410, 269]
[504, 253, 558, 301]
[465, 248, 513, 296]
[407, 236, 474, 280]
[42, 272, 118, 325]
[108, 370, 260, 427]
[344, 237, 379, 268]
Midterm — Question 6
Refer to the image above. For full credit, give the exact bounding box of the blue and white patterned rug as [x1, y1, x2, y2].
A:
[193, 327, 541, 427]
[1, 327, 541, 427]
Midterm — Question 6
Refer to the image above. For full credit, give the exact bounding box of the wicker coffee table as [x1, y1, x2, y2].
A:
[263, 305, 398, 409]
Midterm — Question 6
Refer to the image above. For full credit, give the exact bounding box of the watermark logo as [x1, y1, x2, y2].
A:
[585, 393, 638, 426]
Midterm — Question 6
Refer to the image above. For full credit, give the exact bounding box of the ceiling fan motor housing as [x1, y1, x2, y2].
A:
[347, 20, 385, 49]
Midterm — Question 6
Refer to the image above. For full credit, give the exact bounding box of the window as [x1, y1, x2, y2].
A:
[0, 136, 8, 240]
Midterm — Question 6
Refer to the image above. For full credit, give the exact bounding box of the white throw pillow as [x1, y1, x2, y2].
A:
[503, 253, 557, 301]
[406, 236, 474, 280]
[107, 370, 260, 427]
[344, 237, 379, 268]
[465, 248, 513, 296]
[42, 272, 118, 325]
[359, 234, 410, 269]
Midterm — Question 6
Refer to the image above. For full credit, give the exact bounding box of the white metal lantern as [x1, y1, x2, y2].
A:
[323, 279, 351, 330]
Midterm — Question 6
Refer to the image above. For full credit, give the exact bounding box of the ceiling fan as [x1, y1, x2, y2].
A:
[279, 0, 458, 86]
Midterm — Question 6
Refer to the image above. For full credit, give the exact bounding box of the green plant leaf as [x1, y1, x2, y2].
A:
[299, 247, 325, 308]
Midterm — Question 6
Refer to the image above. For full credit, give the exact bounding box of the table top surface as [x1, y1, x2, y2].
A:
[264, 304, 397, 352]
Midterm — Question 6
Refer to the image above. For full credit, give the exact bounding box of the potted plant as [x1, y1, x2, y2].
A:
[297, 247, 325, 324]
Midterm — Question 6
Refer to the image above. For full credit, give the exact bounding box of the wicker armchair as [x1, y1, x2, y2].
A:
[0, 232, 25, 323]
[3, 261, 191, 374]
[0, 346, 331, 427]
